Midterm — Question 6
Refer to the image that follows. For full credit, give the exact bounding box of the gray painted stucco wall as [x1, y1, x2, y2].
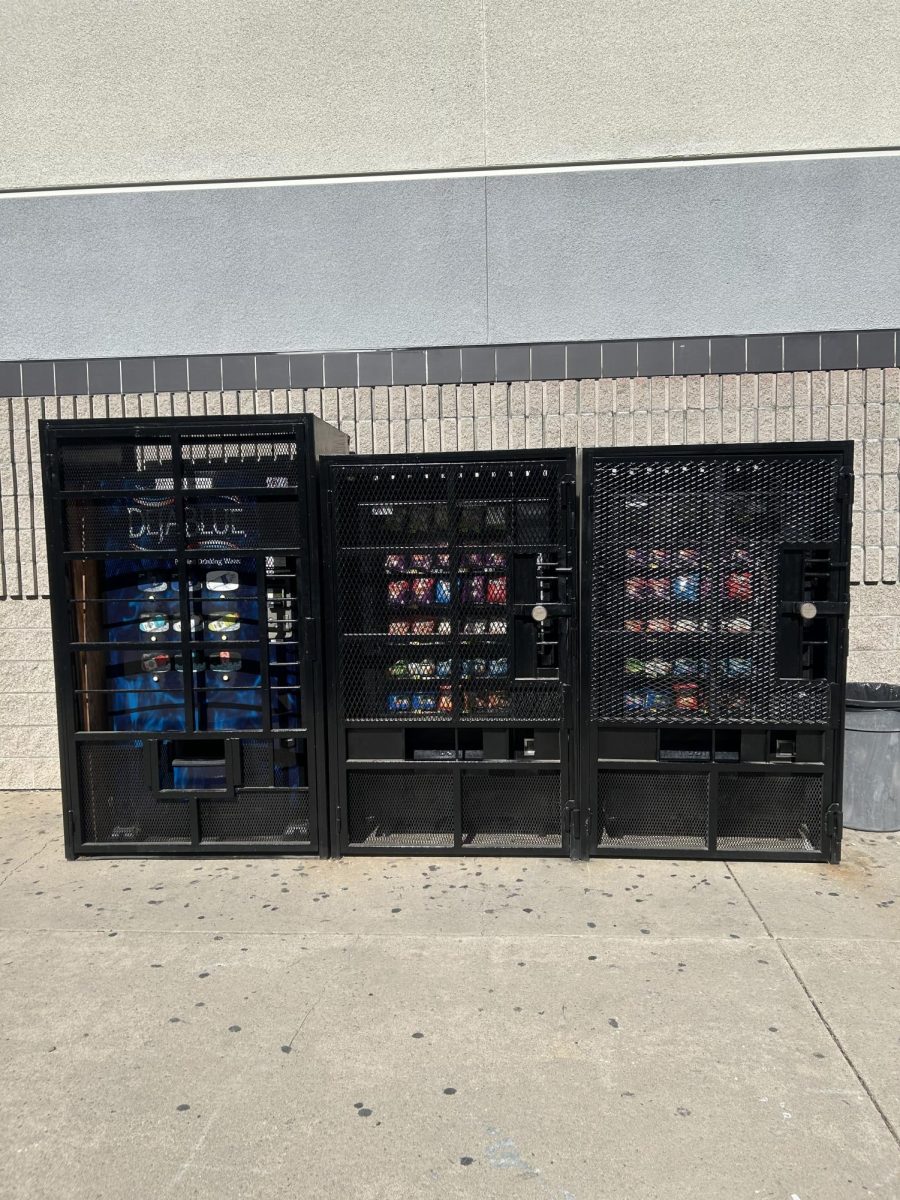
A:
[2, 1, 898, 189]
[2, 155, 900, 361]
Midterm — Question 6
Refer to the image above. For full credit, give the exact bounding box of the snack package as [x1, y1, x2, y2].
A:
[624, 618, 644, 632]
[436, 659, 452, 677]
[648, 548, 670, 572]
[624, 657, 644, 675]
[644, 658, 671, 679]
[725, 572, 751, 601]
[411, 576, 436, 605]
[722, 616, 751, 634]
[138, 573, 168, 595]
[486, 576, 507, 604]
[139, 614, 169, 634]
[646, 577, 670, 600]
[625, 549, 646, 568]
[647, 617, 671, 633]
[435, 579, 452, 605]
[488, 620, 507, 635]
[485, 552, 507, 570]
[673, 683, 700, 711]
[141, 652, 171, 674]
[463, 552, 483, 571]
[625, 577, 645, 600]
[409, 553, 432, 573]
[488, 657, 508, 677]
[388, 620, 410, 636]
[411, 619, 436, 635]
[463, 576, 486, 604]
[387, 579, 410, 606]
[384, 554, 405, 573]
[435, 553, 451, 571]
[672, 574, 699, 602]
[387, 693, 411, 712]
[438, 686, 453, 713]
[411, 692, 437, 712]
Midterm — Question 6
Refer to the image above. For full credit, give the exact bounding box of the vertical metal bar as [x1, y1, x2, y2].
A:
[172, 432, 194, 735]
[258, 548, 272, 734]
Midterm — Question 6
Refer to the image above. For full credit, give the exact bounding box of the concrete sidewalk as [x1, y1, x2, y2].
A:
[1, 791, 899, 1200]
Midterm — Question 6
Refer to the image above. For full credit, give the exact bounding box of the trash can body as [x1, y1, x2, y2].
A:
[844, 683, 900, 832]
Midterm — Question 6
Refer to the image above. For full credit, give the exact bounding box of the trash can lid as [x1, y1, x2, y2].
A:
[846, 682, 900, 709]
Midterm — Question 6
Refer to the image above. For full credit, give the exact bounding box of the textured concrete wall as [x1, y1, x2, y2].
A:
[2, 1, 898, 189]
[2, 370, 897, 788]
[3, 156, 900, 360]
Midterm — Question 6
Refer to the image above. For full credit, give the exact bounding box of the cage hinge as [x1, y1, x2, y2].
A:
[566, 806, 581, 834]
[826, 803, 842, 843]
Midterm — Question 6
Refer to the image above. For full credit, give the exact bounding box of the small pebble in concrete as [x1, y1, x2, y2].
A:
[176, 1104, 190, 1112]
[228, 1025, 241, 1033]
[676, 1107, 691, 1117]
[412, 1031, 424, 1039]
[358, 1108, 372, 1117]
[443, 1088, 456, 1095]
[460, 1157, 474, 1166]
[608, 1018, 619, 1028]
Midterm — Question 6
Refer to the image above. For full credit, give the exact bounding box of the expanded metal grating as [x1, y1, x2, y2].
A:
[590, 453, 841, 726]
[199, 789, 311, 843]
[717, 774, 823, 853]
[180, 434, 299, 489]
[59, 438, 174, 492]
[77, 741, 191, 844]
[461, 770, 562, 849]
[331, 460, 567, 723]
[598, 771, 709, 850]
[346, 770, 455, 848]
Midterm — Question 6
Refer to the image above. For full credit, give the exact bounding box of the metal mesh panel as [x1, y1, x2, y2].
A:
[65, 495, 177, 553]
[199, 789, 310, 843]
[77, 741, 191, 844]
[59, 438, 174, 492]
[240, 740, 274, 787]
[461, 770, 562, 849]
[183, 497, 301, 550]
[180, 433, 299, 489]
[332, 460, 566, 722]
[717, 774, 823, 853]
[346, 770, 454, 848]
[590, 453, 841, 725]
[599, 770, 709, 850]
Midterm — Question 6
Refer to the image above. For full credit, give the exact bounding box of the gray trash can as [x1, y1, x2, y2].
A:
[843, 683, 900, 832]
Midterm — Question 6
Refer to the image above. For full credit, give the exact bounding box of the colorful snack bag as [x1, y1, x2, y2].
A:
[435, 578, 452, 605]
[388, 620, 410, 636]
[387, 579, 410, 607]
[409, 553, 432, 573]
[725, 572, 751, 601]
[625, 577, 645, 600]
[647, 617, 671, 633]
[486, 576, 507, 604]
[411, 576, 436, 605]
[384, 554, 405, 573]
[672, 574, 699, 601]
[387, 693, 411, 712]
[463, 576, 486, 604]
[647, 577, 670, 600]
[624, 618, 644, 633]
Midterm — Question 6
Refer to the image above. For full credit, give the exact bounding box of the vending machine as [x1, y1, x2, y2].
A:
[321, 450, 579, 855]
[581, 441, 853, 861]
[41, 415, 348, 857]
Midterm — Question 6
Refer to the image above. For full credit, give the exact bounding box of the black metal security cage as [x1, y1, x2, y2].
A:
[580, 441, 853, 862]
[41, 415, 348, 858]
[322, 450, 579, 855]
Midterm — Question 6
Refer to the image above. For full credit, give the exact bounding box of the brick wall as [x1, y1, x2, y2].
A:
[2, 370, 897, 789]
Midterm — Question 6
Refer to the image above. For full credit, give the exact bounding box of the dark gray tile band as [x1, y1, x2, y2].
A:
[2, 330, 896, 396]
